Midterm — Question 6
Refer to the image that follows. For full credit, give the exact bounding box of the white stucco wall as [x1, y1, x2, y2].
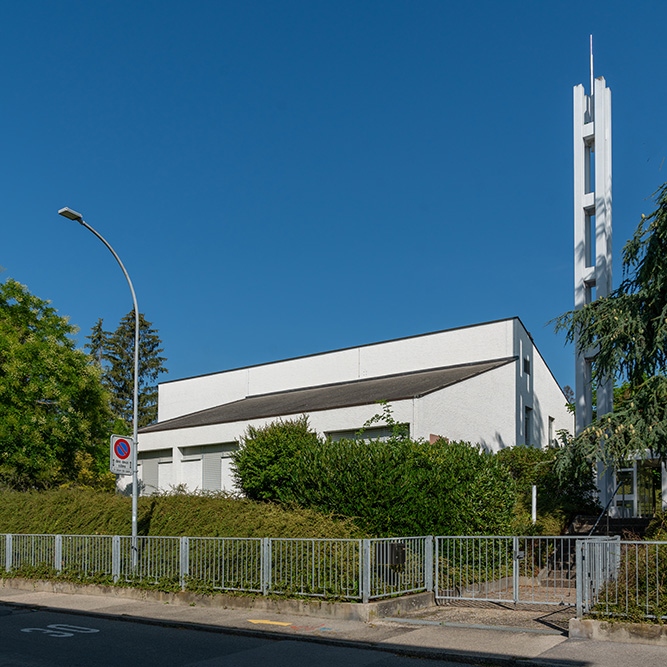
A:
[416, 361, 517, 451]
[512, 320, 572, 448]
[157, 318, 517, 422]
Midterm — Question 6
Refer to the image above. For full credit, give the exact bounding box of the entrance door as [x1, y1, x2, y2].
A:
[614, 459, 663, 517]
[637, 459, 662, 517]
[614, 463, 636, 517]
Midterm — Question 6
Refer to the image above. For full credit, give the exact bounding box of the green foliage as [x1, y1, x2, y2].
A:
[496, 445, 599, 534]
[646, 511, 667, 541]
[292, 436, 516, 536]
[85, 311, 167, 428]
[0, 278, 112, 489]
[233, 415, 516, 537]
[592, 542, 667, 623]
[0, 487, 363, 538]
[232, 416, 318, 503]
[554, 183, 667, 467]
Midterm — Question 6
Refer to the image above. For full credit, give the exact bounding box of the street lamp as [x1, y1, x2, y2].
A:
[58, 207, 140, 546]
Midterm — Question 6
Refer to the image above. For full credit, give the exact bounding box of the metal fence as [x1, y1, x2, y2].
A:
[436, 536, 514, 603]
[1, 533, 426, 602]
[269, 538, 361, 598]
[435, 536, 590, 606]
[4, 532, 664, 618]
[367, 536, 432, 600]
[189, 537, 263, 594]
[576, 538, 667, 621]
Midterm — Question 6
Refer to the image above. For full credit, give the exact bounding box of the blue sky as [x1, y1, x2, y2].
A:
[3, 0, 666, 393]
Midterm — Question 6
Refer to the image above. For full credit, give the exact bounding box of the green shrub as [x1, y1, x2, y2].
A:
[232, 417, 516, 537]
[232, 416, 318, 502]
[646, 511, 667, 540]
[495, 444, 600, 534]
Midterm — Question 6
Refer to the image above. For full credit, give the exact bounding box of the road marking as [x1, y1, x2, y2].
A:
[48, 624, 100, 634]
[246, 619, 339, 632]
[247, 619, 293, 626]
[21, 628, 73, 637]
[21, 624, 100, 638]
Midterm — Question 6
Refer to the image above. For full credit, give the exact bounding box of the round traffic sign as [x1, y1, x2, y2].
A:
[114, 438, 131, 460]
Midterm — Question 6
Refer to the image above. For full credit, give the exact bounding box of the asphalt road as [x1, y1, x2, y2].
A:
[0, 604, 474, 667]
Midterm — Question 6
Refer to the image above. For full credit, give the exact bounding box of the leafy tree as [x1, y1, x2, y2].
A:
[554, 183, 667, 469]
[100, 311, 167, 428]
[0, 278, 111, 489]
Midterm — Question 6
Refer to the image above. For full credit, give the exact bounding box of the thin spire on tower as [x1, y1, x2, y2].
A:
[590, 34, 594, 96]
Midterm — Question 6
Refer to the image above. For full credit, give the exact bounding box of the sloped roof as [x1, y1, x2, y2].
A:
[140, 356, 516, 434]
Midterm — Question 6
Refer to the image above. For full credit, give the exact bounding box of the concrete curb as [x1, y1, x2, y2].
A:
[0, 577, 434, 622]
[569, 618, 667, 646]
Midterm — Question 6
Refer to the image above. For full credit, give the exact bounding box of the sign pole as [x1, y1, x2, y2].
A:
[57, 208, 140, 567]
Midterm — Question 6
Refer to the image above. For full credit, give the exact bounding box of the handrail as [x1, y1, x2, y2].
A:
[588, 480, 624, 536]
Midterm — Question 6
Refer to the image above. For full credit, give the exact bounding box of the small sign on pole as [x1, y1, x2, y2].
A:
[110, 435, 134, 476]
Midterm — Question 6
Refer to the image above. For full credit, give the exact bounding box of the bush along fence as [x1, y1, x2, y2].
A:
[2, 533, 665, 620]
[577, 538, 667, 622]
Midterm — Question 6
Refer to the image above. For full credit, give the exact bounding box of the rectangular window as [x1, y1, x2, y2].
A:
[326, 424, 409, 442]
[523, 357, 530, 375]
[548, 416, 555, 447]
[585, 212, 596, 268]
[525, 407, 532, 446]
[181, 443, 238, 492]
[585, 143, 595, 194]
[138, 449, 173, 495]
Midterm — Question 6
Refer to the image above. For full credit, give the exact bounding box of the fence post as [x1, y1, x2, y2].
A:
[54, 535, 62, 574]
[112, 535, 120, 583]
[362, 539, 371, 604]
[512, 536, 520, 604]
[5, 534, 12, 573]
[180, 537, 189, 591]
[261, 538, 271, 596]
[433, 536, 439, 597]
[575, 539, 584, 618]
[425, 536, 433, 593]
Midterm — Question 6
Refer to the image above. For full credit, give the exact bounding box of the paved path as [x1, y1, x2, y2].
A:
[1, 586, 666, 667]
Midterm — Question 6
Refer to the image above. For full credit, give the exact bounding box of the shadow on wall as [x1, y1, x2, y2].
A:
[118, 479, 150, 497]
[479, 431, 511, 454]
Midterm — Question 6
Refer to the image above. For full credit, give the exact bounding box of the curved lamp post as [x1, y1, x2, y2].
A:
[58, 207, 140, 546]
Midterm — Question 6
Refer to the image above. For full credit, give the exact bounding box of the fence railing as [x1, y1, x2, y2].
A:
[1, 533, 427, 602]
[3, 532, 665, 620]
[435, 535, 587, 606]
[576, 538, 667, 621]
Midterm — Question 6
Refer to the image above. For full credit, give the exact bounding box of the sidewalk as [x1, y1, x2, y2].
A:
[1, 583, 666, 667]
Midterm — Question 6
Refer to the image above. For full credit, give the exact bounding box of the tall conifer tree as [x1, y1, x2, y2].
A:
[87, 311, 167, 428]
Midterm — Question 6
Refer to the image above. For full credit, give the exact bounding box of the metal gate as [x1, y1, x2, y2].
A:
[435, 536, 582, 606]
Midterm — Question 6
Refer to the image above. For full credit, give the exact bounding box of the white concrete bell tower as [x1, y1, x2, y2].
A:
[573, 38, 614, 504]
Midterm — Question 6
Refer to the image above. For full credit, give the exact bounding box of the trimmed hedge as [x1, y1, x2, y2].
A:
[0, 487, 364, 538]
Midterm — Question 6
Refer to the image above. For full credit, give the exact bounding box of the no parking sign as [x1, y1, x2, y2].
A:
[110, 435, 134, 475]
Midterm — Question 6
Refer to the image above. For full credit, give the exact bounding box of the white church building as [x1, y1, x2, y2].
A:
[136, 317, 572, 494]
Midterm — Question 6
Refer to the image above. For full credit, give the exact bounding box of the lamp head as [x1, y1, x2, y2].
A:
[58, 207, 83, 221]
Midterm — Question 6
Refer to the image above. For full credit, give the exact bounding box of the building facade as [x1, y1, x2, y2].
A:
[135, 317, 572, 495]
